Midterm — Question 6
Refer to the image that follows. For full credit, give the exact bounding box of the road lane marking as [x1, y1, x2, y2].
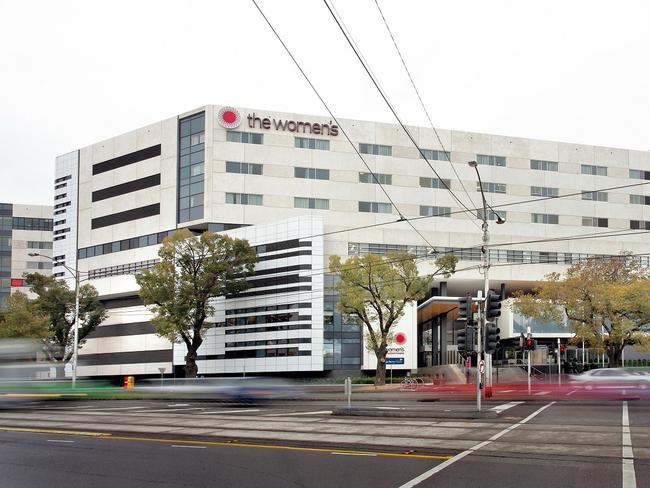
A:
[331, 452, 377, 457]
[46, 439, 75, 443]
[0, 427, 109, 437]
[398, 402, 556, 488]
[100, 435, 451, 460]
[533, 391, 550, 396]
[199, 409, 261, 414]
[622, 401, 637, 488]
[375, 407, 400, 410]
[167, 404, 190, 407]
[565, 390, 578, 396]
[264, 410, 331, 417]
[490, 401, 524, 413]
[172, 445, 206, 449]
[143, 407, 205, 413]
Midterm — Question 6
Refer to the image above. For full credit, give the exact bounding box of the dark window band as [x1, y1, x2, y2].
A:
[78, 349, 171, 366]
[92, 174, 161, 202]
[91, 203, 160, 229]
[93, 145, 161, 175]
[88, 322, 156, 338]
[227, 285, 312, 299]
[258, 250, 312, 262]
[101, 296, 144, 309]
[247, 274, 311, 289]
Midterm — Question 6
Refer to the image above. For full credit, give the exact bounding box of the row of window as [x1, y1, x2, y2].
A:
[348, 242, 650, 267]
[217, 348, 311, 359]
[215, 312, 308, 327]
[26, 261, 52, 270]
[0, 217, 54, 232]
[27, 241, 52, 249]
[224, 324, 312, 335]
[225, 338, 311, 348]
[226, 302, 310, 316]
[225, 132, 646, 178]
[88, 259, 159, 280]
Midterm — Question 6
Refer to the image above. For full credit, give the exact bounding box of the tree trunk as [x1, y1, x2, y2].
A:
[184, 349, 198, 378]
[606, 344, 622, 368]
[374, 344, 388, 386]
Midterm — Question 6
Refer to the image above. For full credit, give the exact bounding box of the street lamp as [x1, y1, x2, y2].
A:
[28, 252, 81, 388]
[468, 161, 506, 408]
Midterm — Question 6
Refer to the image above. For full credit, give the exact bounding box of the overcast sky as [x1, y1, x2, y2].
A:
[1, 0, 648, 206]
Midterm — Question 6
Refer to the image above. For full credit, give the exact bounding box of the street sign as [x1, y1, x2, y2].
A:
[386, 357, 405, 365]
[478, 359, 485, 374]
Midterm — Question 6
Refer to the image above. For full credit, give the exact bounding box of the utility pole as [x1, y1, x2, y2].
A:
[469, 161, 505, 412]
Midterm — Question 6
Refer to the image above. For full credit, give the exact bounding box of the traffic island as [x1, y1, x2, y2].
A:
[332, 407, 498, 419]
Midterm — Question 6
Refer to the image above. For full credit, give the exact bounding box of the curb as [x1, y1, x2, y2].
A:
[331, 407, 498, 419]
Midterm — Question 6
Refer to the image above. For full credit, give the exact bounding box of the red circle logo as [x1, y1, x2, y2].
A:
[395, 332, 407, 345]
[217, 106, 241, 129]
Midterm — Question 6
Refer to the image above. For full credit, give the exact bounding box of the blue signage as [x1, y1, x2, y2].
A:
[386, 357, 405, 365]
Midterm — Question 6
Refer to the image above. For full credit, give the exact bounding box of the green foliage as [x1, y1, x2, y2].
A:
[0, 291, 49, 339]
[136, 229, 257, 377]
[1, 273, 106, 362]
[330, 252, 456, 385]
[512, 253, 650, 366]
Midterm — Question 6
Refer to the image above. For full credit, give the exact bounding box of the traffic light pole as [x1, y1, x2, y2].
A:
[527, 326, 532, 396]
[476, 290, 482, 413]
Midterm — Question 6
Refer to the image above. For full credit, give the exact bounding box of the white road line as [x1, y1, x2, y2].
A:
[533, 391, 550, 396]
[88, 406, 149, 411]
[46, 439, 75, 443]
[144, 407, 205, 413]
[490, 401, 524, 413]
[199, 409, 261, 415]
[565, 390, 578, 396]
[499, 390, 515, 393]
[622, 401, 637, 488]
[171, 445, 206, 449]
[264, 410, 332, 417]
[375, 407, 400, 410]
[330, 452, 377, 457]
[398, 402, 556, 488]
[167, 404, 190, 407]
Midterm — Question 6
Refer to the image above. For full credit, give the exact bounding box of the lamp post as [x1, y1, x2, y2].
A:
[468, 161, 505, 407]
[28, 252, 81, 388]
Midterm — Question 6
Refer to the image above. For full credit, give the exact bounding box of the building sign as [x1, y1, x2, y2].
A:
[217, 107, 242, 129]
[386, 357, 405, 365]
[246, 112, 339, 136]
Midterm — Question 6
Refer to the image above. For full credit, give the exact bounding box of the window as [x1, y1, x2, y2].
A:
[630, 194, 650, 205]
[54, 183, 67, 189]
[420, 177, 451, 189]
[630, 169, 650, 180]
[477, 209, 506, 221]
[54, 220, 66, 226]
[26, 261, 52, 270]
[225, 161, 263, 175]
[530, 159, 558, 172]
[477, 154, 506, 167]
[531, 186, 559, 198]
[582, 217, 608, 227]
[420, 206, 451, 217]
[54, 193, 67, 200]
[54, 201, 71, 210]
[178, 112, 205, 223]
[531, 213, 559, 224]
[358, 202, 392, 214]
[294, 167, 329, 180]
[359, 143, 392, 156]
[226, 131, 263, 144]
[582, 191, 608, 202]
[27, 241, 52, 249]
[294, 197, 329, 210]
[420, 149, 450, 161]
[53, 228, 70, 235]
[359, 172, 392, 185]
[12, 217, 53, 231]
[226, 193, 263, 206]
[581, 164, 607, 176]
[295, 137, 330, 150]
[54, 175, 72, 184]
[478, 182, 506, 194]
[631, 220, 650, 230]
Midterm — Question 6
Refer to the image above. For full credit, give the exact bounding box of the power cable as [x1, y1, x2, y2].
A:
[250, 0, 440, 254]
[372, 0, 477, 212]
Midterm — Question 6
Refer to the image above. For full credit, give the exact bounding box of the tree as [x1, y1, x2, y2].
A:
[0, 291, 49, 339]
[330, 252, 457, 385]
[513, 254, 650, 367]
[136, 229, 257, 378]
[22, 272, 106, 363]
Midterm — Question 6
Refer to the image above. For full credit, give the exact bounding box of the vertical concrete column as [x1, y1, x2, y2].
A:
[439, 281, 448, 365]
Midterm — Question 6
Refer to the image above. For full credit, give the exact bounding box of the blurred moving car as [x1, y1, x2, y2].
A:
[570, 368, 650, 390]
[136, 377, 299, 403]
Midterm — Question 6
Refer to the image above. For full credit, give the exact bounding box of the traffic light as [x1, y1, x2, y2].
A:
[485, 289, 502, 321]
[457, 293, 472, 323]
[456, 325, 475, 353]
[484, 324, 500, 355]
[524, 337, 536, 351]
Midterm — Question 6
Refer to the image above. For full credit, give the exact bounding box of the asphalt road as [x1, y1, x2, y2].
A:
[0, 398, 648, 487]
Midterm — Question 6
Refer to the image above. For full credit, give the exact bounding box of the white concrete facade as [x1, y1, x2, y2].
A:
[53, 104, 650, 376]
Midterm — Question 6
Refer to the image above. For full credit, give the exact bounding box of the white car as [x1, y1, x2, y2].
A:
[570, 368, 650, 389]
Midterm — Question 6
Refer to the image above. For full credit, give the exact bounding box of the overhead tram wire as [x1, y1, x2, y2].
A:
[373, 0, 477, 212]
[251, 0, 441, 254]
[323, 0, 482, 229]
